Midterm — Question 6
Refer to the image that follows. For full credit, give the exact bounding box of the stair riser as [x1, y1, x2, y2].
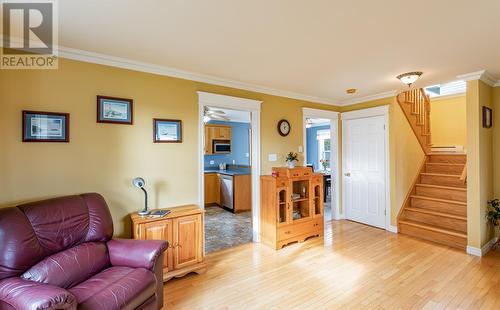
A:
[410, 197, 467, 216]
[425, 164, 464, 174]
[420, 175, 466, 188]
[428, 155, 466, 164]
[415, 186, 467, 202]
[399, 223, 466, 250]
[403, 210, 467, 233]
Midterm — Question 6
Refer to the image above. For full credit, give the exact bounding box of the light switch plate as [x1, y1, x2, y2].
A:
[210, 160, 215, 165]
[245, 153, 249, 157]
[298, 146, 303, 152]
[268, 154, 277, 162]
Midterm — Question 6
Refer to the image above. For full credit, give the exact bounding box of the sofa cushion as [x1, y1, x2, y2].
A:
[68, 266, 156, 310]
[21, 242, 109, 289]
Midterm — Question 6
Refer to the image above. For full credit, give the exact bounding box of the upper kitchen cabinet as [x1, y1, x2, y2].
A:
[205, 124, 232, 154]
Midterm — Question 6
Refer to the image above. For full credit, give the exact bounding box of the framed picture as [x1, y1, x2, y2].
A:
[97, 95, 133, 124]
[153, 119, 182, 143]
[22, 110, 70, 142]
[483, 106, 492, 128]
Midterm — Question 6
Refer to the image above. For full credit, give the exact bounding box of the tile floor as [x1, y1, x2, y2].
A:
[204, 206, 252, 253]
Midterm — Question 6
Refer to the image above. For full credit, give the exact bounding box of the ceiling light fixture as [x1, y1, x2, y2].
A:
[396, 71, 423, 87]
[346, 88, 357, 94]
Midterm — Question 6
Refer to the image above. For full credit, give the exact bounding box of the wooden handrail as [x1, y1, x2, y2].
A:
[396, 88, 432, 154]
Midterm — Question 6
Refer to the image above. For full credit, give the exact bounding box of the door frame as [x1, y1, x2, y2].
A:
[197, 91, 262, 242]
[340, 105, 392, 232]
[302, 108, 340, 220]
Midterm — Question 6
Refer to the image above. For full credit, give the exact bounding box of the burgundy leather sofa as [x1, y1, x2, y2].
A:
[0, 193, 167, 310]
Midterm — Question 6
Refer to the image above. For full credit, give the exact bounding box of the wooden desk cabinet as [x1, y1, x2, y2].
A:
[260, 167, 324, 249]
[131, 205, 207, 282]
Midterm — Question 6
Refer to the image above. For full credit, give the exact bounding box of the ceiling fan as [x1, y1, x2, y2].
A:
[204, 107, 230, 122]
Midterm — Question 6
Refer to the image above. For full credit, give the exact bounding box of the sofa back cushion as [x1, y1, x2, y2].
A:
[21, 242, 110, 289]
[0, 193, 113, 280]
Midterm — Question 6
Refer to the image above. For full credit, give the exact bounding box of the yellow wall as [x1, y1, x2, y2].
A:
[0, 58, 339, 237]
[466, 80, 494, 248]
[340, 97, 425, 225]
[430, 95, 467, 148]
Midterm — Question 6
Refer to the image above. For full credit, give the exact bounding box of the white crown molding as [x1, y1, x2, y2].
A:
[55, 46, 340, 106]
[338, 90, 397, 106]
[457, 70, 499, 87]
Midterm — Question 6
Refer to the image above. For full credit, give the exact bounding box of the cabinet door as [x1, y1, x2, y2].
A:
[140, 220, 173, 273]
[205, 126, 215, 154]
[277, 187, 290, 226]
[312, 183, 323, 218]
[173, 214, 202, 269]
[218, 127, 231, 139]
[204, 173, 220, 204]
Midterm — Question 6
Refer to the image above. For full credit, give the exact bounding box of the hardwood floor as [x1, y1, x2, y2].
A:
[163, 220, 500, 309]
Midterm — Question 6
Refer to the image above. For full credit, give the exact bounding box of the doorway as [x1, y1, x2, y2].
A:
[302, 108, 339, 223]
[341, 106, 389, 230]
[198, 92, 262, 253]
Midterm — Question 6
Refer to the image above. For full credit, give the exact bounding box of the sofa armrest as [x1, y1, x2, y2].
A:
[0, 277, 76, 310]
[107, 239, 168, 271]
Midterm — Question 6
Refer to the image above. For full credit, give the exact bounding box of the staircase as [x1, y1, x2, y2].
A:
[397, 89, 468, 250]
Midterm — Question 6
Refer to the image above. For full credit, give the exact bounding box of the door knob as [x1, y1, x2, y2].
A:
[344, 172, 351, 177]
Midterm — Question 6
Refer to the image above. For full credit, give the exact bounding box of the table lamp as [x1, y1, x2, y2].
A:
[133, 177, 150, 216]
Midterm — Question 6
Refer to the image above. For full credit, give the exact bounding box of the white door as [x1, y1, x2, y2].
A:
[343, 115, 386, 229]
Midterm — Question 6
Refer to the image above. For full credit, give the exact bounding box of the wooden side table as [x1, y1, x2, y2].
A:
[131, 205, 207, 282]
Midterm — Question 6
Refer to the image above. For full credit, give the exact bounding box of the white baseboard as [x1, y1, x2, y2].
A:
[467, 237, 499, 257]
[387, 225, 398, 234]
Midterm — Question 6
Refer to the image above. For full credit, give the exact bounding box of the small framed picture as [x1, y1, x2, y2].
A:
[97, 95, 133, 125]
[483, 106, 492, 128]
[22, 111, 70, 142]
[153, 119, 182, 143]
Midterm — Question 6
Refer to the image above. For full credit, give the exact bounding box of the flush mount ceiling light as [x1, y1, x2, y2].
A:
[346, 88, 357, 94]
[396, 71, 423, 87]
[203, 107, 230, 123]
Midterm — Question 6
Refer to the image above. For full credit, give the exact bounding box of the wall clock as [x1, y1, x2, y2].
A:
[277, 119, 291, 136]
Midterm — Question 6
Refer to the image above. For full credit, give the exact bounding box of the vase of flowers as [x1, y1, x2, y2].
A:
[486, 199, 500, 249]
[320, 159, 329, 171]
[286, 152, 298, 169]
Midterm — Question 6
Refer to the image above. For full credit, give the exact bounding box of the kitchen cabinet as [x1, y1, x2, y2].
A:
[131, 205, 207, 282]
[260, 166, 324, 250]
[204, 173, 220, 205]
[204, 124, 232, 154]
[204, 172, 251, 213]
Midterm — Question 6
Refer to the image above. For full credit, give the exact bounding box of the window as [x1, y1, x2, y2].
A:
[317, 129, 331, 171]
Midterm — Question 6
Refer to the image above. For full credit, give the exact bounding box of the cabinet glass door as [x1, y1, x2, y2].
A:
[278, 188, 288, 225]
[313, 184, 322, 217]
[291, 180, 310, 222]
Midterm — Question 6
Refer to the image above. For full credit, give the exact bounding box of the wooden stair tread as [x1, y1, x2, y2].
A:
[405, 207, 467, 221]
[425, 163, 465, 166]
[420, 172, 461, 178]
[416, 183, 466, 191]
[428, 152, 467, 155]
[399, 220, 467, 238]
[410, 195, 467, 206]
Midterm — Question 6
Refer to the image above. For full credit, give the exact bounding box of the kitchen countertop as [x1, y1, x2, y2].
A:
[204, 167, 251, 176]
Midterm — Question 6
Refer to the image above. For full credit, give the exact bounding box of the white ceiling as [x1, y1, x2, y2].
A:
[59, 0, 500, 104]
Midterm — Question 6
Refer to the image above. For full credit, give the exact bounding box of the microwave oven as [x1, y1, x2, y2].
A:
[213, 141, 231, 153]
